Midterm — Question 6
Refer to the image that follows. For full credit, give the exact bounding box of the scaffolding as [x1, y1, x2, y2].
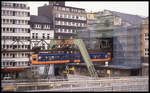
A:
[77, 13, 142, 69]
[112, 25, 142, 68]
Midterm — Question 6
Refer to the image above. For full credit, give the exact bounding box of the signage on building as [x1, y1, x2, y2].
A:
[4, 68, 25, 71]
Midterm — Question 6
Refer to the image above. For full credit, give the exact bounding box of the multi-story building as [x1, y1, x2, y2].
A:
[29, 15, 55, 77]
[93, 10, 143, 76]
[141, 17, 149, 76]
[77, 10, 144, 77]
[38, 1, 87, 39]
[1, 1, 30, 79]
[30, 15, 54, 50]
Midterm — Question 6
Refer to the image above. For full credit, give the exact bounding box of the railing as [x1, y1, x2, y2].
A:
[2, 76, 148, 92]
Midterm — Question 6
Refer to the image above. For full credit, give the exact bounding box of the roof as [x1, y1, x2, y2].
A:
[109, 10, 145, 25]
[30, 15, 52, 24]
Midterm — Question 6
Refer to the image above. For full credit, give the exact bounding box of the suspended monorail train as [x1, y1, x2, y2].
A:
[31, 52, 111, 65]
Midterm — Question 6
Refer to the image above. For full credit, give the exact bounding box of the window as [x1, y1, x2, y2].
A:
[145, 38, 149, 40]
[66, 29, 68, 33]
[70, 22, 72, 26]
[145, 48, 149, 51]
[66, 22, 68, 25]
[57, 29, 60, 33]
[47, 34, 50, 39]
[62, 29, 64, 32]
[66, 8, 69, 11]
[70, 29, 72, 33]
[36, 33, 38, 39]
[145, 33, 149, 37]
[43, 33, 45, 39]
[62, 21, 64, 25]
[7, 45, 9, 49]
[64, 14, 66, 18]
[32, 33, 35, 39]
[33, 56, 36, 61]
[145, 53, 149, 56]
[70, 15, 72, 19]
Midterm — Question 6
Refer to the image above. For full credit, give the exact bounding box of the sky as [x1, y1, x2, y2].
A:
[25, 1, 148, 17]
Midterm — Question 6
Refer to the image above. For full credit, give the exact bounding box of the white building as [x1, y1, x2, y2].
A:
[1, 1, 30, 79]
[30, 15, 54, 50]
[30, 15, 54, 77]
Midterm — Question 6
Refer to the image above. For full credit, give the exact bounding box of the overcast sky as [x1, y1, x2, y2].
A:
[25, 1, 148, 17]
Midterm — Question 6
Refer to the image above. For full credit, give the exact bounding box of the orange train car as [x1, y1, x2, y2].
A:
[32, 52, 111, 65]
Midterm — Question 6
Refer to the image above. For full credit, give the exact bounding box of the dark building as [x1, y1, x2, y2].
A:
[38, 1, 87, 39]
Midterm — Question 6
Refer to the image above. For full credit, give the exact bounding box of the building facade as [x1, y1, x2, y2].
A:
[30, 15, 54, 50]
[141, 17, 149, 76]
[38, 1, 87, 39]
[1, 1, 30, 79]
[76, 10, 144, 77]
[30, 15, 55, 77]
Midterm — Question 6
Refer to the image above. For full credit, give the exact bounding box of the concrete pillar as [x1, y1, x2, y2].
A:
[48, 64, 55, 76]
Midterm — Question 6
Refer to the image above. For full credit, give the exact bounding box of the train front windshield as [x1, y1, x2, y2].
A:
[33, 56, 36, 61]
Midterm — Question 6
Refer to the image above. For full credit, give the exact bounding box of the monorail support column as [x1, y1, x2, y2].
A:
[43, 40, 56, 79]
[74, 39, 98, 79]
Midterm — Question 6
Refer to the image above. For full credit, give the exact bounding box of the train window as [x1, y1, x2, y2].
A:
[33, 56, 36, 61]
[55, 56, 59, 60]
[41, 56, 46, 61]
[47, 56, 50, 61]
[38, 56, 41, 61]
[62, 56, 65, 60]
[50, 56, 53, 60]
[75, 56, 78, 59]
[94, 55, 97, 59]
[49, 56, 52, 61]
[45, 56, 49, 61]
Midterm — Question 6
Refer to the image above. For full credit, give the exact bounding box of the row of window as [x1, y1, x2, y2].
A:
[144, 33, 149, 37]
[32, 24, 51, 30]
[32, 44, 48, 50]
[2, 36, 30, 40]
[2, 61, 28, 67]
[55, 13, 86, 20]
[54, 6, 85, 13]
[1, 2, 28, 9]
[144, 48, 149, 56]
[2, 53, 29, 58]
[2, 10, 29, 17]
[2, 19, 29, 25]
[145, 37, 149, 40]
[55, 21, 86, 27]
[2, 45, 30, 50]
[57, 36, 73, 39]
[144, 33, 149, 41]
[56, 29, 76, 33]
[2, 44, 49, 51]
[2, 28, 30, 33]
[32, 33, 51, 39]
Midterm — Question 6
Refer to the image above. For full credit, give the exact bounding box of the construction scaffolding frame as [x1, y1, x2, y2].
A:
[112, 25, 142, 68]
[78, 12, 142, 70]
